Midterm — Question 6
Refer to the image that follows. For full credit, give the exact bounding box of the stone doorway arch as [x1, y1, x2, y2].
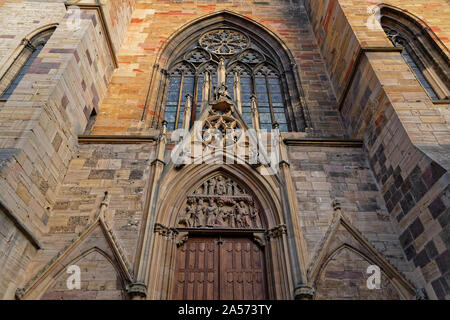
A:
[145, 165, 294, 300]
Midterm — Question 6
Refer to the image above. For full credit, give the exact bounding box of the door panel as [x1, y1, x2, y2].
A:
[173, 236, 219, 300]
[219, 237, 267, 300]
[173, 235, 268, 300]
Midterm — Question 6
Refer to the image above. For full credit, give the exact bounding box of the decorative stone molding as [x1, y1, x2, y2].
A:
[414, 288, 428, 300]
[294, 285, 315, 300]
[252, 233, 266, 247]
[20, 38, 35, 51]
[126, 281, 147, 298]
[176, 232, 189, 247]
[176, 174, 264, 230]
[376, 209, 390, 221]
[15, 288, 25, 300]
[154, 223, 178, 239]
[332, 199, 341, 211]
[265, 224, 287, 239]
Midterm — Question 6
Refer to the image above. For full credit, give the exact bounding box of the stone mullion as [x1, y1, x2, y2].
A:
[279, 73, 297, 132]
[151, 69, 170, 129]
[190, 75, 199, 126]
[151, 68, 167, 129]
[264, 74, 276, 125]
[174, 73, 185, 130]
[290, 63, 312, 130]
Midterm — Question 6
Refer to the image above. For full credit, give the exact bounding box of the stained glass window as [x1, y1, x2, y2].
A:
[163, 28, 291, 131]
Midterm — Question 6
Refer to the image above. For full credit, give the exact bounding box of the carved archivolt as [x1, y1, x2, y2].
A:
[176, 174, 263, 229]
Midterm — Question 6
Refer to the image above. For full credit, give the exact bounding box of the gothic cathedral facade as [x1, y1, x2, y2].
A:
[0, 0, 449, 300]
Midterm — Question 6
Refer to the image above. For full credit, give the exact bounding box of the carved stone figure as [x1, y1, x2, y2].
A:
[177, 176, 263, 230]
[242, 202, 252, 228]
[215, 199, 228, 226]
[205, 199, 217, 226]
[228, 200, 237, 228]
[250, 207, 260, 228]
[232, 181, 239, 195]
[226, 179, 233, 195]
[195, 199, 206, 226]
[208, 178, 216, 195]
[249, 200, 260, 228]
[186, 205, 200, 228]
[235, 201, 249, 228]
[216, 176, 226, 195]
[178, 205, 191, 227]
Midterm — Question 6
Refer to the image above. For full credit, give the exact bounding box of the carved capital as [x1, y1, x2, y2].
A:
[154, 223, 178, 239]
[294, 285, 315, 300]
[265, 224, 287, 239]
[252, 233, 266, 247]
[15, 287, 25, 300]
[126, 281, 147, 298]
[176, 231, 189, 247]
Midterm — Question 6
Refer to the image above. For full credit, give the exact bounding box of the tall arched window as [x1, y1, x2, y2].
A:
[381, 6, 449, 101]
[162, 28, 292, 131]
[0, 28, 55, 101]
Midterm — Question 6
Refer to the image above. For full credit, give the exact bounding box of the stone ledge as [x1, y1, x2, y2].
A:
[283, 138, 363, 148]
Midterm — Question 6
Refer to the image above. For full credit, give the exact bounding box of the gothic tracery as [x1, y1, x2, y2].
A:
[163, 27, 290, 132]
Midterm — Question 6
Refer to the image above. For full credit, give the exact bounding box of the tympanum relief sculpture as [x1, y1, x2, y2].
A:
[177, 175, 263, 229]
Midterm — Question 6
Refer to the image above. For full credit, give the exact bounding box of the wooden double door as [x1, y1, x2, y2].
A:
[172, 235, 268, 300]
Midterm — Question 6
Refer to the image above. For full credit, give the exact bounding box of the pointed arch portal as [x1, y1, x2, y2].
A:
[145, 163, 294, 300]
[138, 11, 307, 300]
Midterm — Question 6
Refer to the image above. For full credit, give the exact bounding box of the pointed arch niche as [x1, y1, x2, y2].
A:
[145, 164, 294, 300]
[145, 11, 309, 132]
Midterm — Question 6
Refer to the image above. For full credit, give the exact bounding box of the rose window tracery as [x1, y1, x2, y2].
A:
[199, 29, 249, 55]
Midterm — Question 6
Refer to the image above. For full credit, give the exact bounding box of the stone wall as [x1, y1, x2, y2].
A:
[90, 0, 346, 137]
[304, 0, 450, 299]
[0, 2, 130, 298]
[287, 143, 412, 275]
[20, 143, 154, 299]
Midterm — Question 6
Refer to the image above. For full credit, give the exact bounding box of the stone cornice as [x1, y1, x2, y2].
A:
[78, 135, 158, 144]
[283, 138, 363, 148]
